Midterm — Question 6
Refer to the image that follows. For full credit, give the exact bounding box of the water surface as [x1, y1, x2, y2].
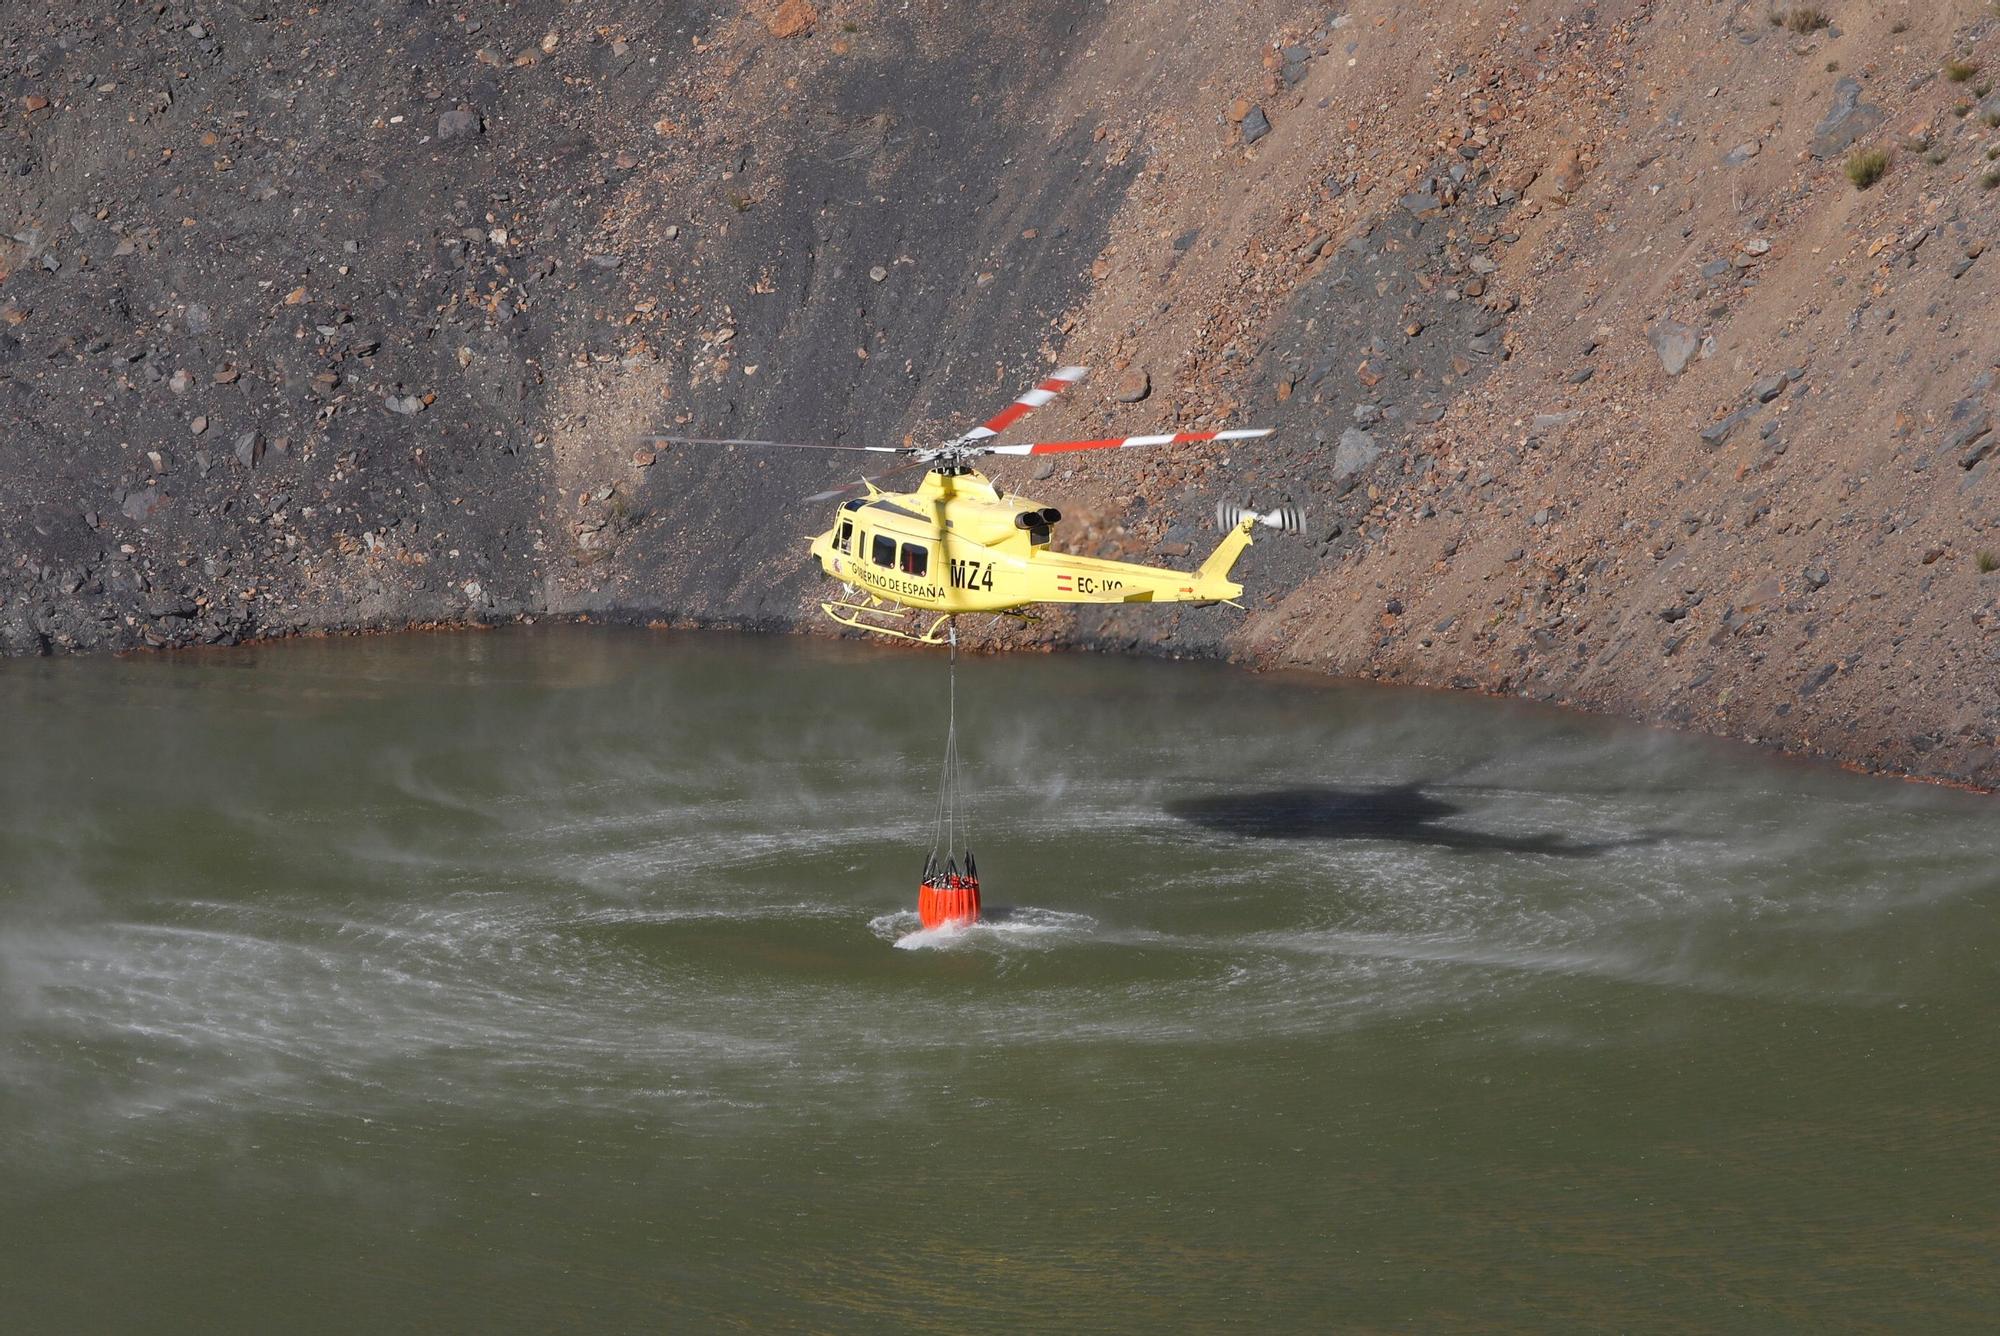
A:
[3, 627, 1996, 1330]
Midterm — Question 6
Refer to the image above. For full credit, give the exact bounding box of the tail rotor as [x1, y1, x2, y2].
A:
[1216, 501, 1304, 534]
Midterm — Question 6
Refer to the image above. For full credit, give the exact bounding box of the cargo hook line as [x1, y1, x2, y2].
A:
[927, 618, 967, 880]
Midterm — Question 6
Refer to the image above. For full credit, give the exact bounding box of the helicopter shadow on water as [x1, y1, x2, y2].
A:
[1162, 783, 1671, 858]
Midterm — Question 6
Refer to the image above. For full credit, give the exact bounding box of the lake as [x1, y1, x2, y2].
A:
[3, 626, 1996, 1330]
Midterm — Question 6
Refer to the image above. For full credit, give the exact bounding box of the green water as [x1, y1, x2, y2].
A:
[2, 627, 1996, 1331]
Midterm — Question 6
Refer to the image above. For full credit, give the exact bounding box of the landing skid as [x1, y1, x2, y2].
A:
[821, 599, 954, 645]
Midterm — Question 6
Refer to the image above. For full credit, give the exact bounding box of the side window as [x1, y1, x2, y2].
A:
[900, 542, 928, 577]
[836, 519, 853, 554]
[871, 533, 896, 568]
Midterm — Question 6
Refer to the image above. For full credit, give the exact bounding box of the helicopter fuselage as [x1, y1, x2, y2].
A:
[807, 467, 1259, 633]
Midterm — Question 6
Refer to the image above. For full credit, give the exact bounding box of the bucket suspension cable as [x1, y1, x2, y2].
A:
[927, 619, 968, 882]
[916, 622, 982, 929]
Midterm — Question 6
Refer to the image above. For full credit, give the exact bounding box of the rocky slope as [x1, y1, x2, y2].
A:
[3, 0, 1998, 788]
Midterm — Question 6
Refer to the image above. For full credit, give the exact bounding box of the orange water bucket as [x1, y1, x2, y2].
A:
[918, 876, 980, 930]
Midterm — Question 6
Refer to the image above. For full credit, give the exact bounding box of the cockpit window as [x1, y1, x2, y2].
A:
[836, 519, 853, 554]
[871, 533, 896, 568]
[899, 542, 929, 577]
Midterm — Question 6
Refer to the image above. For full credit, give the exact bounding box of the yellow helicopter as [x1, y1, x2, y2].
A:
[657, 366, 1299, 644]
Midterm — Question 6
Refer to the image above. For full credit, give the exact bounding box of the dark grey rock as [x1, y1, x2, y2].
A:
[234, 430, 264, 468]
[1240, 107, 1271, 144]
[1799, 663, 1838, 698]
[1700, 405, 1759, 447]
[1810, 77, 1885, 160]
[1648, 319, 1699, 375]
[1700, 258, 1735, 280]
[1947, 415, 1994, 469]
[1750, 371, 1789, 402]
[1333, 428, 1381, 479]
[1564, 366, 1594, 384]
[121, 487, 165, 522]
[438, 108, 484, 142]
[1399, 192, 1441, 216]
[1804, 566, 1829, 589]
[0, 614, 50, 656]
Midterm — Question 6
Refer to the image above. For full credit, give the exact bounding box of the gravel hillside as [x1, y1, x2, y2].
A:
[4, 0, 1998, 787]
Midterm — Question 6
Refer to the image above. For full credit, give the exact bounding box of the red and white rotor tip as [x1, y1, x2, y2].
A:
[953, 365, 1090, 446]
[984, 426, 1272, 456]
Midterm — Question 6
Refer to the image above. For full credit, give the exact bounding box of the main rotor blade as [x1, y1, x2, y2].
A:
[981, 427, 1273, 456]
[803, 456, 930, 503]
[948, 366, 1089, 449]
[639, 435, 909, 454]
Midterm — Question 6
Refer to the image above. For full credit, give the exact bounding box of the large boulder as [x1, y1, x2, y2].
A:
[1333, 427, 1382, 479]
[1648, 319, 1699, 376]
[1811, 77, 1885, 160]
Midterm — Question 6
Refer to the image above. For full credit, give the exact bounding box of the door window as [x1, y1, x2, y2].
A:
[836, 519, 853, 554]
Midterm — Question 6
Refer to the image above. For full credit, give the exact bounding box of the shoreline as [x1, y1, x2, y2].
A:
[25, 606, 1988, 800]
